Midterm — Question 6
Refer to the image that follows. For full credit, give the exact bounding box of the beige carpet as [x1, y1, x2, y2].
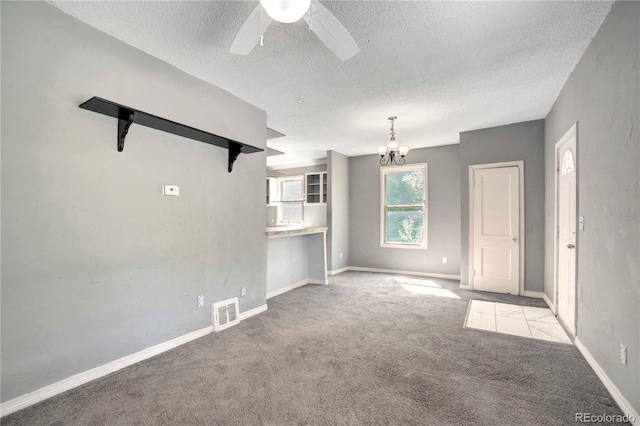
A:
[2, 272, 626, 425]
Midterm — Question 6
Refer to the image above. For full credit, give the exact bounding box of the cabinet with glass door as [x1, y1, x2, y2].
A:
[305, 172, 327, 204]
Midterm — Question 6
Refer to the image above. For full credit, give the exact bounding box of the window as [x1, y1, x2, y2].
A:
[561, 149, 575, 175]
[380, 163, 428, 249]
[278, 176, 304, 224]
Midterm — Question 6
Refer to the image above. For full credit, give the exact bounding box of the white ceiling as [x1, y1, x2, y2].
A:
[50, 1, 612, 168]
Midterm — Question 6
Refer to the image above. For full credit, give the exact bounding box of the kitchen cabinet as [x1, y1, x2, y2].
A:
[266, 177, 278, 205]
[305, 172, 327, 204]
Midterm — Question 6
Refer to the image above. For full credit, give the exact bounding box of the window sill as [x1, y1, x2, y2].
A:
[380, 242, 428, 250]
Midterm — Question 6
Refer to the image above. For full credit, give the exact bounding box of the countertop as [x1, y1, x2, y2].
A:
[266, 225, 328, 237]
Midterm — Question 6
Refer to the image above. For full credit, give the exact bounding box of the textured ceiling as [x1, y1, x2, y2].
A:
[50, 1, 612, 167]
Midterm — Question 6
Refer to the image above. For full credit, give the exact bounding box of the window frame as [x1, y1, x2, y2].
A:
[379, 163, 428, 249]
[277, 175, 305, 225]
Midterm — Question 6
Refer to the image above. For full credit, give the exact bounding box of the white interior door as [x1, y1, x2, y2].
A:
[473, 167, 520, 295]
[557, 138, 577, 334]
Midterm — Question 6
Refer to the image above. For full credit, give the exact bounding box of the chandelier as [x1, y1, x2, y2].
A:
[378, 116, 409, 166]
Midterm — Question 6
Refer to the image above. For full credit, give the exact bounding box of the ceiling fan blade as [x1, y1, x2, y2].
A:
[304, 1, 359, 61]
[230, 4, 272, 55]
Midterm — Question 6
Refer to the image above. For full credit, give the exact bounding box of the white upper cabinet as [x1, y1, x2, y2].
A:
[305, 172, 327, 204]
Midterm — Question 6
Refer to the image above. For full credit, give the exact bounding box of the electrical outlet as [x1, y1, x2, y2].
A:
[340, 253, 343, 259]
[197, 295, 204, 308]
[442, 257, 448, 264]
[241, 287, 246, 297]
[619, 344, 627, 365]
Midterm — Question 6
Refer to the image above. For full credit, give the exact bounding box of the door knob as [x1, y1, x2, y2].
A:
[512, 236, 518, 242]
[567, 244, 575, 249]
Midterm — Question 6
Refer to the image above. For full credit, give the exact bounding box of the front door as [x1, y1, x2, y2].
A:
[557, 133, 577, 335]
[472, 166, 520, 295]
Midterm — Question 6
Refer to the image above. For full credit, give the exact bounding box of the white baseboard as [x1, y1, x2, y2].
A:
[542, 292, 554, 312]
[266, 279, 308, 299]
[347, 266, 460, 281]
[459, 284, 471, 290]
[574, 338, 639, 425]
[328, 267, 349, 275]
[266, 277, 329, 299]
[238, 303, 268, 321]
[0, 325, 213, 418]
[1, 301, 271, 418]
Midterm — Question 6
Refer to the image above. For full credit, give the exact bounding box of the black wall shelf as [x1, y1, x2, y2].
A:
[79, 97, 263, 172]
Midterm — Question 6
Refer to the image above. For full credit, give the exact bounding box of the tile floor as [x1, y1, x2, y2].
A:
[464, 300, 573, 344]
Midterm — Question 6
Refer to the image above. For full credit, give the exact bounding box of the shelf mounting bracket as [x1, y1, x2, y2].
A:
[117, 110, 135, 152]
[228, 142, 242, 173]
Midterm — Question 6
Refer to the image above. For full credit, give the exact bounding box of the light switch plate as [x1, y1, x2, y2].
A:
[163, 185, 180, 196]
[197, 295, 205, 308]
[579, 216, 585, 231]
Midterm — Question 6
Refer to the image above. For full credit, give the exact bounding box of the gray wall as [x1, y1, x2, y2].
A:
[544, 1, 639, 412]
[459, 120, 545, 292]
[1, 2, 267, 402]
[327, 151, 349, 271]
[349, 146, 460, 276]
[266, 236, 308, 295]
[266, 233, 327, 296]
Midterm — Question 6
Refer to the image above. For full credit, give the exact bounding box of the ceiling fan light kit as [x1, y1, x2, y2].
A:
[379, 116, 409, 166]
[230, 0, 360, 61]
[259, 0, 311, 24]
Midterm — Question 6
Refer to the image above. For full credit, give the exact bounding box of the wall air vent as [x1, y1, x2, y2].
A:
[212, 298, 240, 332]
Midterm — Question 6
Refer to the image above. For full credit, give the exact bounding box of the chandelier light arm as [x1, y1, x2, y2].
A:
[380, 150, 390, 165]
[379, 153, 406, 166]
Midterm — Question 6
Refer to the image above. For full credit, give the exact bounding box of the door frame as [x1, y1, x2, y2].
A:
[469, 161, 525, 295]
[553, 123, 578, 333]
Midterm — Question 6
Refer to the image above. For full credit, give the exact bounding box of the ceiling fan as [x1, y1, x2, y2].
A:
[230, 0, 360, 61]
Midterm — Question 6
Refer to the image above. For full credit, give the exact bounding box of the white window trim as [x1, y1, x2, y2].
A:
[277, 175, 305, 225]
[379, 163, 428, 250]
